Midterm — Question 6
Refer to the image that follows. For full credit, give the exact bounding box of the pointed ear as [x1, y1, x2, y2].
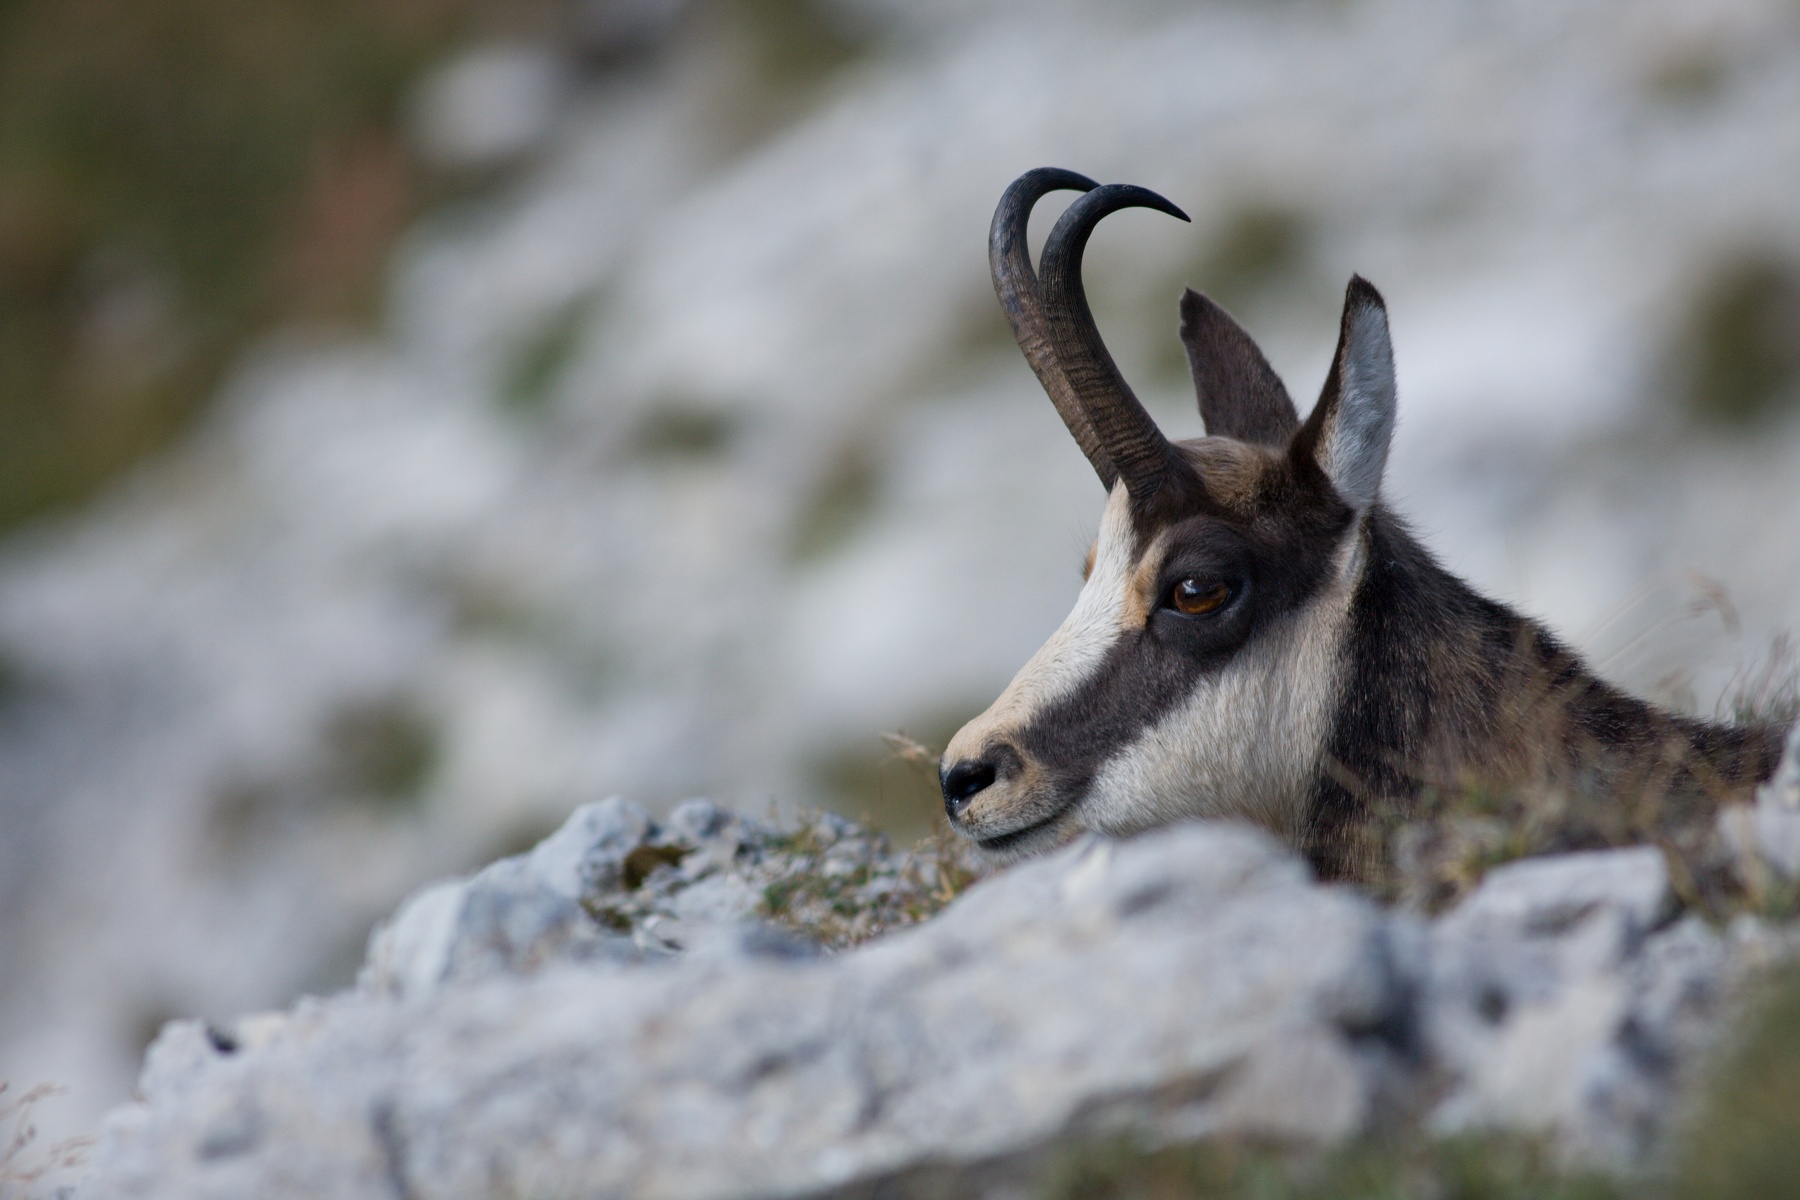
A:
[1292, 277, 1396, 511]
[1179, 289, 1301, 446]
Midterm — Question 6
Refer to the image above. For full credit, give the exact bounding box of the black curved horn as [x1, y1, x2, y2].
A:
[989, 168, 1115, 488]
[1039, 183, 1190, 505]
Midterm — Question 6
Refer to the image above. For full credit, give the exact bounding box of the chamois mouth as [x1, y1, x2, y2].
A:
[973, 797, 1079, 854]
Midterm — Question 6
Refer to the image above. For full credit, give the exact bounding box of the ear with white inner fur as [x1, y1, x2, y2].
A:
[1292, 276, 1396, 511]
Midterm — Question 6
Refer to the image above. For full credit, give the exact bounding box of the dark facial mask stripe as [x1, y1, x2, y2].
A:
[1014, 500, 1352, 808]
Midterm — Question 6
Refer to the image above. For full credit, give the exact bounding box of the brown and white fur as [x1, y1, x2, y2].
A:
[940, 169, 1787, 881]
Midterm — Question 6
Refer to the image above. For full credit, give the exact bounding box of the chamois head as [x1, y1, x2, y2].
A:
[941, 169, 1398, 859]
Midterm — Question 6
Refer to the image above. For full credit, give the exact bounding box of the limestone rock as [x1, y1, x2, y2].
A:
[75, 821, 1401, 1200]
[1421, 847, 1734, 1164]
[357, 795, 977, 1001]
[69, 805, 1798, 1198]
[359, 797, 656, 998]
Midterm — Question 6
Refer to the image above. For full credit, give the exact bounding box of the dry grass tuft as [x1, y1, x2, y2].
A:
[0, 1082, 91, 1198]
[1719, 635, 1800, 731]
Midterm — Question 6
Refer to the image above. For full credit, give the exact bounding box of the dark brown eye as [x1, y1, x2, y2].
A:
[1169, 578, 1231, 615]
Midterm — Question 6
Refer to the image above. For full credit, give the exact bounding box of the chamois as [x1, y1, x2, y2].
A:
[940, 167, 1790, 882]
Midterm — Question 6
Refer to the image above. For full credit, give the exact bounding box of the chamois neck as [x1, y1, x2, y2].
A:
[1304, 508, 1787, 880]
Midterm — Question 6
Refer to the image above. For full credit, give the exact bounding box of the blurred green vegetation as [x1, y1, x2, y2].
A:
[789, 440, 880, 562]
[1152, 200, 1313, 385]
[1679, 250, 1800, 428]
[0, 0, 870, 532]
[503, 292, 599, 413]
[1673, 963, 1800, 1200]
[729, 0, 861, 85]
[1642, 44, 1730, 108]
[0, 0, 553, 530]
[1030, 1134, 1623, 1200]
[630, 400, 742, 460]
[320, 693, 441, 810]
[695, 0, 867, 154]
[203, 691, 441, 861]
[1197, 203, 1312, 313]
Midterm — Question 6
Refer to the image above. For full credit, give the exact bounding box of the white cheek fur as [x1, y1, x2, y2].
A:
[1081, 530, 1360, 843]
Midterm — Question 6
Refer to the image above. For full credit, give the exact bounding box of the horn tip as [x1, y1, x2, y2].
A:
[1120, 184, 1189, 224]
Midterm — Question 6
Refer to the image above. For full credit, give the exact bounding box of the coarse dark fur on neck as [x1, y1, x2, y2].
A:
[1308, 506, 1787, 882]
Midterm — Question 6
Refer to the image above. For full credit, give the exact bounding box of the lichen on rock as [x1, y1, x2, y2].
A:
[359, 796, 986, 1002]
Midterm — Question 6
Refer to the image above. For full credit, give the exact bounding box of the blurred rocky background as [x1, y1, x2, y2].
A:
[2, 0, 1800, 1152]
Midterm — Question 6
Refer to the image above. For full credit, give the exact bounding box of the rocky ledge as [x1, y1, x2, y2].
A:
[72, 728, 1800, 1199]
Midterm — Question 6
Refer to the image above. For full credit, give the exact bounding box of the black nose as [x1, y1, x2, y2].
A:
[940, 757, 997, 818]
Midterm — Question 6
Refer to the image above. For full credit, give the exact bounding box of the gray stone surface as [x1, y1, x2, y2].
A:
[356, 794, 960, 1000]
[76, 819, 1402, 1200]
[359, 797, 655, 997]
[1420, 847, 1724, 1163]
[72, 806, 1786, 1198]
